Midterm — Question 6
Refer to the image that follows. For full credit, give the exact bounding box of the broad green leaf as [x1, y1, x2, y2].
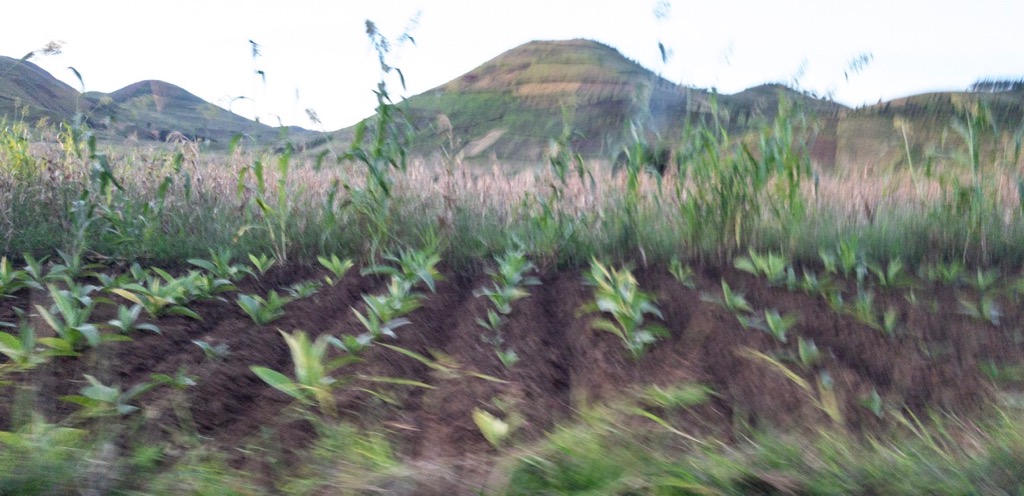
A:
[250, 366, 304, 402]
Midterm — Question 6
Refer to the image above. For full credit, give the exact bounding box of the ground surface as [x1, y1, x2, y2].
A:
[2, 262, 1021, 493]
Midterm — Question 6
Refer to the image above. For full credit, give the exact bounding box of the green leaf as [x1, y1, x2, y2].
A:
[250, 366, 304, 402]
[472, 408, 510, 447]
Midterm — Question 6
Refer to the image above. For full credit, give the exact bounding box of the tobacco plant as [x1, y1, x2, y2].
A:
[734, 249, 789, 286]
[581, 259, 667, 358]
[105, 304, 160, 335]
[0, 256, 37, 298]
[247, 253, 276, 276]
[474, 249, 539, 368]
[701, 280, 753, 315]
[188, 248, 252, 282]
[251, 329, 357, 417]
[958, 295, 1002, 326]
[0, 324, 47, 379]
[61, 374, 153, 419]
[36, 284, 127, 355]
[868, 258, 908, 289]
[318, 254, 354, 286]
[237, 290, 292, 325]
[668, 257, 697, 289]
[111, 268, 201, 320]
[287, 280, 323, 299]
[363, 245, 443, 293]
[353, 278, 420, 340]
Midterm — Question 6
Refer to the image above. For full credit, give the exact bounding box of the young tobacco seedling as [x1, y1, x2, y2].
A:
[247, 253, 277, 276]
[287, 280, 323, 299]
[237, 290, 292, 325]
[848, 289, 881, 330]
[62, 374, 153, 418]
[668, 257, 697, 289]
[0, 323, 47, 377]
[764, 309, 798, 343]
[868, 258, 907, 289]
[958, 295, 1002, 326]
[106, 304, 160, 335]
[112, 268, 201, 320]
[353, 278, 421, 340]
[363, 246, 443, 292]
[487, 249, 540, 289]
[923, 261, 965, 286]
[188, 248, 252, 282]
[192, 340, 230, 361]
[740, 347, 843, 426]
[251, 329, 361, 417]
[21, 253, 59, 285]
[0, 256, 38, 298]
[36, 284, 127, 355]
[473, 249, 538, 369]
[968, 268, 1000, 294]
[318, 254, 354, 286]
[734, 249, 789, 286]
[581, 259, 667, 359]
[700, 280, 753, 315]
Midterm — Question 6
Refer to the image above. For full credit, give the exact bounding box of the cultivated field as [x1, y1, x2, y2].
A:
[2, 99, 1024, 494]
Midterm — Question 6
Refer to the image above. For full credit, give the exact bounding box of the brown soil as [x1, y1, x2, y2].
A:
[2, 263, 1022, 494]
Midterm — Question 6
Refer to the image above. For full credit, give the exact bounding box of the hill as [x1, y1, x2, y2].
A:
[0, 56, 306, 146]
[84, 80, 308, 144]
[322, 40, 846, 163]
[0, 55, 83, 124]
[832, 90, 1024, 173]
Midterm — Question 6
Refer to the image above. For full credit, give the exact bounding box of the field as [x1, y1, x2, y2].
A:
[2, 95, 1024, 494]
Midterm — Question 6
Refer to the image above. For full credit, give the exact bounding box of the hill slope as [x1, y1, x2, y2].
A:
[84, 80, 307, 143]
[327, 39, 846, 163]
[0, 56, 306, 146]
[832, 90, 1024, 172]
[0, 55, 83, 124]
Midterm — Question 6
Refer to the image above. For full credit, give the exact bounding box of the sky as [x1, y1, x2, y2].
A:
[3, 1, 1022, 131]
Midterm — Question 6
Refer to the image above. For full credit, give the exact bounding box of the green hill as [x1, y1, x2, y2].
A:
[832, 90, 1024, 173]
[84, 80, 308, 144]
[324, 39, 846, 163]
[0, 55, 83, 125]
[0, 56, 308, 146]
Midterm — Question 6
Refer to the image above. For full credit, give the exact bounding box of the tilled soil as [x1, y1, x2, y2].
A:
[2, 263, 1022, 493]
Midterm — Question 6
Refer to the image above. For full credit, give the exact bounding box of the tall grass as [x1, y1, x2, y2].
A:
[3, 92, 1024, 274]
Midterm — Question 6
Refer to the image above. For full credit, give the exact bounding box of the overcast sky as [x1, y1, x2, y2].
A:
[4, 1, 1022, 130]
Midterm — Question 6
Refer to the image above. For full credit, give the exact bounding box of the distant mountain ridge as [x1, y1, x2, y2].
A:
[325, 39, 849, 163]
[0, 56, 308, 145]
[4, 41, 1023, 169]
